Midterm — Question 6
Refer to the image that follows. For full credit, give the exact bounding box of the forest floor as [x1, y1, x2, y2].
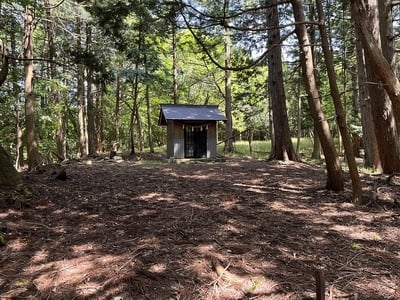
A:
[1, 153, 400, 300]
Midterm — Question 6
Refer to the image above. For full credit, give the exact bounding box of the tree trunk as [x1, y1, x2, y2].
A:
[114, 72, 121, 152]
[268, 93, 274, 152]
[172, 19, 179, 104]
[224, 9, 234, 153]
[311, 130, 321, 160]
[143, 53, 154, 153]
[292, 0, 344, 191]
[351, 0, 400, 107]
[267, 0, 299, 162]
[0, 40, 9, 86]
[86, 24, 97, 157]
[130, 74, 139, 155]
[296, 94, 303, 155]
[0, 144, 21, 187]
[10, 28, 24, 169]
[352, 0, 400, 174]
[308, 0, 321, 161]
[76, 18, 87, 157]
[56, 106, 67, 160]
[24, 5, 40, 170]
[146, 79, 154, 153]
[379, 0, 400, 125]
[315, 0, 362, 204]
[355, 28, 381, 170]
[129, 110, 136, 155]
[45, 0, 66, 160]
[15, 99, 24, 170]
[96, 88, 105, 153]
[136, 104, 144, 152]
[248, 127, 254, 155]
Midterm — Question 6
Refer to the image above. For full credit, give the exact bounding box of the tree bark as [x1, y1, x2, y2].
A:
[76, 18, 87, 157]
[95, 89, 105, 153]
[9, 27, 24, 169]
[267, 0, 299, 162]
[355, 34, 381, 170]
[86, 24, 97, 157]
[224, 22, 234, 153]
[315, 0, 362, 203]
[45, 0, 67, 160]
[0, 144, 21, 187]
[24, 5, 40, 170]
[130, 74, 139, 155]
[311, 129, 321, 160]
[0, 40, 9, 86]
[172, 17, 179, 104]
[292, 0, 344, 190]
[379, 0, 400, 124]
[352, 0, 400, 174]
[145, 61, 154, 153]
[308, 0, 321, 161]
[351, 0, 400, 107]
[136, 103, 144, 152]
[114, 72, 121, 152]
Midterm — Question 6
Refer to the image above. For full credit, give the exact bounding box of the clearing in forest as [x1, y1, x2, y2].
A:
[0, 156, 399, 299]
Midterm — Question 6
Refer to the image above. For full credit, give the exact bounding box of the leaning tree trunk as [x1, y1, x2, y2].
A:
[316, 0, 362, 203]
[292, 0, 344, 191]
[352, 0, 400, 174]
[378, 0, 400, 122]
[267, 0, 299, 161]
[0, 145, 21, 187]
[351, 0, 400, 107]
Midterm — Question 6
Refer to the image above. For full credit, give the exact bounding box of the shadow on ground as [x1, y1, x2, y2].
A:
[1, 157, 399, 299]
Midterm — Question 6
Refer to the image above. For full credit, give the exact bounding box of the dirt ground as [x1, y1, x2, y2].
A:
[1, 154, 400, 300]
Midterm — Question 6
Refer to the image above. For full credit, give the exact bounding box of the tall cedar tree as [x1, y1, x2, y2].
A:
[351, 0, 400, 173]
[24, 5, 40, 170]
[267, 0, 298, 161]
[291, 0, 344, 190]
[354, 23, 381, 170]
[315, 0, 362, 203]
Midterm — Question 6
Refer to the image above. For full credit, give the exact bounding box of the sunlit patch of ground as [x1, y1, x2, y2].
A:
[1, 157, 399, 299]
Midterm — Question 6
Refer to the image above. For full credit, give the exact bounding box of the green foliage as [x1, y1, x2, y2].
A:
[233, 60, 268, 133]
[0, 0, 375, 169]
[220, 140, 271, 159]
[216, 138, 327, 161]
[351, 242, 362, 251]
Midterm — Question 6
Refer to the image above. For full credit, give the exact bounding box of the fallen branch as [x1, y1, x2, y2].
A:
[209, 258, 234, 286]
[338, 251, 365, 270]
[210, 257, 280, 295]
[5, 221, 53, 231]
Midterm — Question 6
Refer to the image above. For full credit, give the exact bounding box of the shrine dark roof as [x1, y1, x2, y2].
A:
[158, 104, 227, 125]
